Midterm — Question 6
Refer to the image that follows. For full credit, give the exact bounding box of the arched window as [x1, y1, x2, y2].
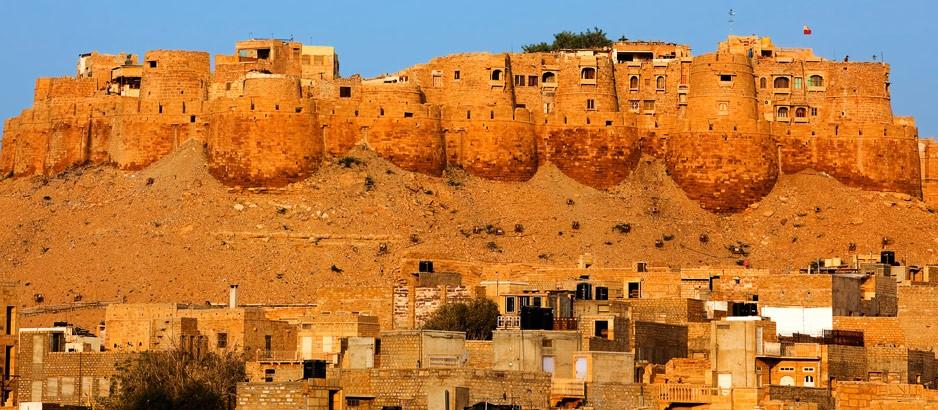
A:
[581, 67, 596, 80]
[808, 75, 824, 87]
[777, 107, 789, 119]
[491, 69, 502, 81]
[779, 376, 795, 386]
[541, 71, 556, 84]
[760, 77, 767, 89]
[656, 76, 666, 90]
[629, 76, 639, 90]
[795, 107, 807, 118]
[803, 375, 815, 387]
[774, 76, 790, 88]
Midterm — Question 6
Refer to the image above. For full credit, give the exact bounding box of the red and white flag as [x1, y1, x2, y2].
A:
[803, 25, 813, 35]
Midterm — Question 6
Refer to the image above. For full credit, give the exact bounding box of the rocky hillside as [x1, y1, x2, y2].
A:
[4, 142, 937, 327]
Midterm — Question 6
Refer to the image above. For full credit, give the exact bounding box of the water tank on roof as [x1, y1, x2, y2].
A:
[575, 283, 593, 300]
[520, 306, 554, 330]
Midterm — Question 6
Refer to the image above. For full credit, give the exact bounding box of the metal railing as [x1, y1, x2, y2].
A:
[553, 317, 579, 331]
[497, 315, 520, 329]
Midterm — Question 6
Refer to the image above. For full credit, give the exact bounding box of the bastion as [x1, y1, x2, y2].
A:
[0, 35, 930, 212]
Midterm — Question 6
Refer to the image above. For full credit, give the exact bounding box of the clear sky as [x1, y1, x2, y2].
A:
[1, 0, 934, 138]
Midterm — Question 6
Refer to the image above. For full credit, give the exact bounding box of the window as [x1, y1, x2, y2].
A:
[581, 67, 596, 80]
[313, 55, 324, 65]
[779, 367, 795, 372]
[594, 320, 609, 338]
[777, 107, 789, 119]
[528, 75, 537, 86]
[403, 112, 413, 118]
[432, 74, 442, 88]
[264, 368, 275, 383]
[656, 76, 666, 90]
[491, 69, 503, 81]
[809, 75, 823, 87]
[147, 61, 157, 69]
[795, 107, 807, 118]
[533, 297, 542, 307]
[542, 72, 556, 84]
[454, 70, 460, 80]
[802, 367, 816, 372]
[256, 49, 271, 60]
[720, 74, 732, 82]
[628, 282, 640, 298]
[514, 75, 525, 86]
[774, 77, 790, 88]
[629, 100, 639, 112]
[217, 333, 228, 348]
[339, 86, 351, 98]
[803, 375, 815, 386]
[629, 76, 639, 90]
[794, 77, 803, 89]
[760, 77, 767, 88]
[643, 100, 655, 111]
[586, 99, 595, 110]
[225, 82, 231, 91]
[811, 107, 818, 116]
[264, 335, 272, 353]
[505, 296, 515, 313]
[4, 306, 11, 335]
[718, 101, 729, 115]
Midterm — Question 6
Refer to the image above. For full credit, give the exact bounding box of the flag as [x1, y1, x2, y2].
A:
[803, 25, 813, 35]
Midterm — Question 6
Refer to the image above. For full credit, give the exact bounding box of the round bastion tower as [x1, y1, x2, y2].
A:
[437, 54, 539, 181]
[206, 76, 323, 187]
[666, 53, 779, 212]
[357, 83, 445, 176]
[545, 52, 641, 188]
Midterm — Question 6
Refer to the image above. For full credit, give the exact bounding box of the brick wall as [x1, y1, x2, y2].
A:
[767, 386, 833, 410]
[633, 321, 687, 364]
[329, 367, 550, 410]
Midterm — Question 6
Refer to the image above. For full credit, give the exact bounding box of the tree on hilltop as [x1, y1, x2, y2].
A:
[522, 27, 614, 52]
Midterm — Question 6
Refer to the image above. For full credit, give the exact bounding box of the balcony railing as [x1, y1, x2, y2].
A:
[653, 384, 719, 403]
[254, 350, 303, 361]
[551, 378, 585, 398]
[497, 315, 520, 329]
[553, 317, 579, 331]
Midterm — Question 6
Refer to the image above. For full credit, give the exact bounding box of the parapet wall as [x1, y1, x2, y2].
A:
[0, 37, 928, 213]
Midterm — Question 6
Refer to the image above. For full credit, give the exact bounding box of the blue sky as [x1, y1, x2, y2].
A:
[1, 0, 935, 138]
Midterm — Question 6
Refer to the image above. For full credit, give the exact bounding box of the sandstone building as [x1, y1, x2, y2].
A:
[1, 36, 934, 212]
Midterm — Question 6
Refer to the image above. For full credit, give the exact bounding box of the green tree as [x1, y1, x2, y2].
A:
[522, 27, 613, 53]
[422, 297, 500, 340]
[101, 347, 246, 410]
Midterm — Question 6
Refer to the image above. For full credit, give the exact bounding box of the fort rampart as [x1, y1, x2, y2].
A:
[0, 36, 928, 212]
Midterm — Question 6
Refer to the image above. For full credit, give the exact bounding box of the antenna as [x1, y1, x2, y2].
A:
[728, 9, 736, 34]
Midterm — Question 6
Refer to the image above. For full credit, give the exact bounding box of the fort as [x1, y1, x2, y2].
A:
[1, 35, 935, 212]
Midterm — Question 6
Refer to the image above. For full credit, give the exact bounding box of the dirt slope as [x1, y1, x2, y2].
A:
[3, 143, 937, 327]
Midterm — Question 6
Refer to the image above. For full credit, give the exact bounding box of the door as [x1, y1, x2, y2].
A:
[542, 356, 555, 375]
[718, 373, 733, 389]
[301, 336, 313, 360]
[575, 357, 587, 380]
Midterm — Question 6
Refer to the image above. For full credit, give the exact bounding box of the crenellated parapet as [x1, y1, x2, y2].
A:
[0, 36, 930, 212]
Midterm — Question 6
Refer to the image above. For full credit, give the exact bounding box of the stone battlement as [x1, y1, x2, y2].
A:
[0, 35, 930, 212]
